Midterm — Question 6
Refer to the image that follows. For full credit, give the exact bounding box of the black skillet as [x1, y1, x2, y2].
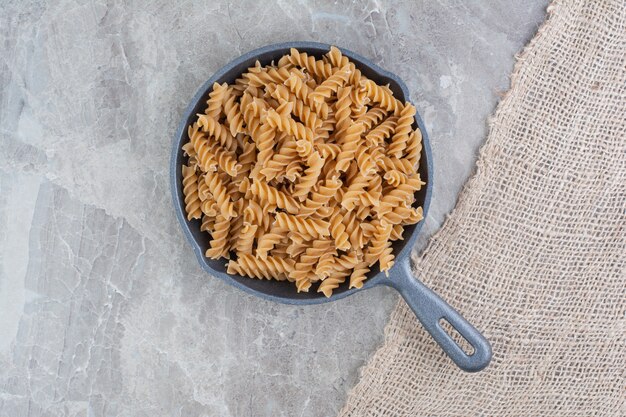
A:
[171, 42, 492, 372]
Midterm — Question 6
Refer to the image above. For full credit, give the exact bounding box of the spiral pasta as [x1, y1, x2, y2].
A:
[350, 214, 368, 249]
[204, 169, 236, 220]
[188, 125, 218, 173]
[290, 239, 333, 292]
[232, 140, 256, 187]
[325, 46, 366, 86]
[281, 48, 334, 81]
[200, 215, 215, 233]
[264, 106, 315, 145]
[355, 143, 376, 178]
[316, 114, 335, 140]
[357, 107, 387, 131]
[366, 116, 398, 147]
[256, 225, 289, 258]
[266, 83, 322, 130]
[250, 180, 300, 215]
[284, 74, 329, 119]
[315, 142, 341, 159]
[207, 140, 240, 176]
[388, 103, 416, 158]
[364, 221, 392, 266]
[180, 46, 424, 296]
[362, 79, 404, 116]
[204, 82, 228, 119]
[335, 121, 365, 173]
[349, 258, 370, 289]
[182, 165, 202, 221]
[244, 65, 294, 87]
[260, 138, 298, 181]
[274, 212, 330, 239]
[317, 251, 359, 297]
[329, 206, 350, 251]
[234, 224, 257, 254]
[227, 253, 295, 280]
[315, 248, 338, 279]
[298, 177, 342, 216]
[197, 114, 237, 152]
[201, 198, 218, 217]
[205, 214, 230, 259]
[243, 199, 273, 232]
[405, 129, 423, 169]
[377, 155, 415, 175]
[341, 172, 369, 211]
[223, 88, 244, 136]
[250, 122, 276, 178]
[309, 65, 351, 103]
[293, 151, 324, 201]
[334, 86, 352, 138]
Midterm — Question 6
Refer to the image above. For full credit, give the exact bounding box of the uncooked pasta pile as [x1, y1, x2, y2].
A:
[181, 46, 424, 296]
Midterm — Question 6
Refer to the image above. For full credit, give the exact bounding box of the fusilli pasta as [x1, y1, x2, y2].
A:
[180, 46, 424, 296]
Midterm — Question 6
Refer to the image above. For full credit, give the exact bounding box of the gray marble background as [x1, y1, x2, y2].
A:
[0, 1, 548, 416]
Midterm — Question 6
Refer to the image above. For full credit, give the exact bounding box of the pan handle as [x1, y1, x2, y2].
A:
[385, 258, 492, 372]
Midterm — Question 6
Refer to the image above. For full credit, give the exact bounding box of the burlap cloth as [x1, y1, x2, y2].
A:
[338, 0, 626, 415]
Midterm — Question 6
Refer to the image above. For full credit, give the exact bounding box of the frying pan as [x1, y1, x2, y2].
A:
[170, 42, 492, 372]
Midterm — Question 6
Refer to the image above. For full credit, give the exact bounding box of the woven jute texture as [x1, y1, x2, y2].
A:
[338, 1, 626, 415]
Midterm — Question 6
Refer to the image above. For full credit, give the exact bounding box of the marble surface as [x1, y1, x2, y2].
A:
[0, 1, 549, 416]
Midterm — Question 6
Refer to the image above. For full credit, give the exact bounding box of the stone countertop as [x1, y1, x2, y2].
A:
[0, 1, 548, 416]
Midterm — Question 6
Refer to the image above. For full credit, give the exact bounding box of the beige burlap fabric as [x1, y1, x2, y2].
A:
[339, 1, 626, 415]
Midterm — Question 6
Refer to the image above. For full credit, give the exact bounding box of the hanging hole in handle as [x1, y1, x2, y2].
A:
[439, 318, 475, 356]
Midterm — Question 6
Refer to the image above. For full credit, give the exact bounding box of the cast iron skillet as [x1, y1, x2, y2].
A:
[171, 42, 492, 372]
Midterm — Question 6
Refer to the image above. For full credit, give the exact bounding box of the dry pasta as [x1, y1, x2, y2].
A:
[180, 46, 424, 296]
